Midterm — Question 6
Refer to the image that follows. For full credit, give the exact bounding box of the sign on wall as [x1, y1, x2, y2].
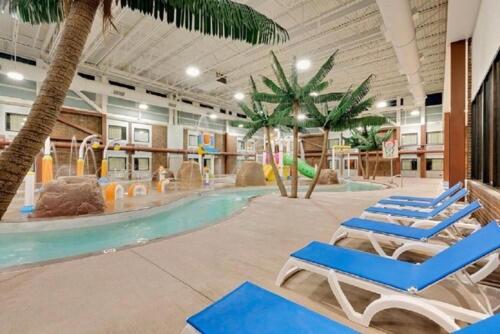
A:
[382, 140, 399, 159]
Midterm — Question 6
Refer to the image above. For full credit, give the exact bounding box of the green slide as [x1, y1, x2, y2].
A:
[283, 154, 316, 179]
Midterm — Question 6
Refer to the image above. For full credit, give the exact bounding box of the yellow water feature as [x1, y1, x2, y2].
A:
[41, 155, 53, 185]
[100, 159, 108, 177]
[76, 158, 85, 176]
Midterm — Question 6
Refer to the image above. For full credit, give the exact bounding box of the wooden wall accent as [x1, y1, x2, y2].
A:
[447, 40, 467, 186]
[443, 112, 450, 182]
[152, 125, 168, 172]
[467, 180, 500, 225]
[225, 135, 237, 174]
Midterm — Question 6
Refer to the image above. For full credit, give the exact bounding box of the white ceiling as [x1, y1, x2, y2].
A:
[0, 0, 447, 111]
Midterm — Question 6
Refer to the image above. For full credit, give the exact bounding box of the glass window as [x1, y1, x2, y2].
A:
[238, 139, 245, 151]
[426, 131, 443, 145]
[401, 159, 418, 170]
[134, 128, 150, 143]
[401, 110, 420, 125]
[108, 125, 127, 140]
[134, 158, 150, 171]
[425, 106, 442, 123]
[344, 159, 357, 169]
[108, 157, 127, 171]
[383, 111, 397, 124]
[329, 138, 340, 148]
[426, 158, 443, 171]
[401, 133, 418, 146]
[188, 134, 199, 147]
[246, 141, 255, 151]
[5, 113, 27, 132]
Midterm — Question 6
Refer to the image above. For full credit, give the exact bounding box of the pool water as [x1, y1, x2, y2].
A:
[0, 182, 384, 269]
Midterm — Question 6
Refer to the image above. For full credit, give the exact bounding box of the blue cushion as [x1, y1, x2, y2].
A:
[187, 282, 359, 334]
[365, 206, 432, 219]
[453, 314, 500, 333]
[387, 182, 462, 205]
[377, 199, 435, 208]
[291, 222, 500, 292]
[344, 201, 481, 240]
[342, 218, 430, 240]
[388, 195, 434, 202]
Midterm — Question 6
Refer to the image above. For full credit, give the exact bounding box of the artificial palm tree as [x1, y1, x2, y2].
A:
[254, 50, 343, 198]
[302, 75, 386, 199]
[0, 0, 289, 219]
[233, 77, 292, 197]
[346, 126, 393, 180]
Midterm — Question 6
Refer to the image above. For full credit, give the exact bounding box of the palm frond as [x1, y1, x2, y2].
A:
[312, 92, 344, 103]
[303, 50, 338, 93]
[270, 51, 292, 91]
[254, 92, 283, 104]
[10, 0, 289, 45]
[332, 115, 386, 131]
[303, 100, 326, 126]
[261, 75, 285, 96]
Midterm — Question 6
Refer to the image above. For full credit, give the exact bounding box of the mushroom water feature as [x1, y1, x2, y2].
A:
[77, 135, 100, 176]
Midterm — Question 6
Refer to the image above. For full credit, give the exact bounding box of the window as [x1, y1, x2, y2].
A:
[401, 110, 420, 125]
[108, 125, 127, 140]
[108, 157, 127, 171]
[238, 139, 245, 151]
[5, 113, 27, 132]
[344, 159, 357, 170]
[401, 133, 418, 146]
[426, 131, 443, 145]
[188, 134, 199, 147]
[383, 111, 397, 124]
[329, 138, 340, 148]
[247, 140, 255, 152]
[425, 106, 443, 123]
[426, 158, 443, 171]
[401, 159, 418, 171]
[134, 158, 150, 171]
[134, 128, 150, 143]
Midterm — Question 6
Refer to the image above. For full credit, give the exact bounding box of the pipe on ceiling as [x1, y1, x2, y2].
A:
[376, 0, 426, 106]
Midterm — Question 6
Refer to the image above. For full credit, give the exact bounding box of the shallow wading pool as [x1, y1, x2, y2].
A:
[0, 182, 385, 269]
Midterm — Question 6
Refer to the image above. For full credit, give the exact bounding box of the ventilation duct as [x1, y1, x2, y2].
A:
[377, 0, 426, 106]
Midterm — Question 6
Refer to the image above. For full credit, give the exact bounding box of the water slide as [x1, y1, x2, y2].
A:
[283, 154, 316, 179]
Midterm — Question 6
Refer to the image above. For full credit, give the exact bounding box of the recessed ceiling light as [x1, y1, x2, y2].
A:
[209, 113, 217, 120]
[297, 114, 306, 120]
[186, 66, 200, 77]
[376, 101, 388, 108]
[138, 103, 148, 110]
[296, 59, 311, 71]
[410, 109, 420, 116]
[238, 124, 244, 128]
[309, 91, 319, 97]
[234, 92, 245, 101]
[6, 71, 24, 81]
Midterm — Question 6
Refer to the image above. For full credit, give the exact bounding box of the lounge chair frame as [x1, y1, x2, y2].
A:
[181, 325, 200, 334]
[276, 252, 497, 333]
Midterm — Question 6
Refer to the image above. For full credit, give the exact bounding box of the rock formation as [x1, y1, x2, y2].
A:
[177, 161, 203, 188]
[317, 169, 339, 185]
[32, 176, 105, 218]
[235, 161, 267, 187]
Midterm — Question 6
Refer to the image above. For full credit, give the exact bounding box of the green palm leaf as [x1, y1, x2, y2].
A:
[303, 50, 338, 93]
[9, 0, 289, 45]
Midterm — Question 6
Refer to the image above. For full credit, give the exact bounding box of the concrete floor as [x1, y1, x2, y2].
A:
[0, 178, 488, 333]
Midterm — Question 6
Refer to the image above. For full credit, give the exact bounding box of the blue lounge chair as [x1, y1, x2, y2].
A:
[453, 314, 500, 333]
[277, 221, 500, 333]
[380, 182, 463, 208]
[361, 188, 468, 223]
[182, 281, 359, 334]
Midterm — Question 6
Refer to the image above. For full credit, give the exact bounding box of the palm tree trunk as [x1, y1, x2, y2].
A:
[305, 130, 328, 199]
[0, 0, 100, 220]
[364, 152, 370, 179]
[358, 153, 366, 178]
[266, 127, 287, 197]
[372, 151, 379, 180]
[290, 102, 299, 198]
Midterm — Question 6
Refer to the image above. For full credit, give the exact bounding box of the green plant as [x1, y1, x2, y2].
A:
[346, 126, 393, 180]
[302, 75, 386, 198]
[0, 0, 289, 220]
[254, 50, 343, 198]
[232, 77, 292, 197]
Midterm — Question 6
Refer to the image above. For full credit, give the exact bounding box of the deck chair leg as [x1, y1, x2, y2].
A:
[392, 242, 447, 259]
[276, 258, 303, 286]
[330, 227, 348, 245]
[327, 270, 365, 325]
[469, 253, 500, 283]
[361, 294, 461, 333]
[367, 232, 389, 257]
[181, 324, 200, 334]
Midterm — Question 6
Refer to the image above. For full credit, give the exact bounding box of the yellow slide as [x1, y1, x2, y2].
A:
[263, 164, 290, 182]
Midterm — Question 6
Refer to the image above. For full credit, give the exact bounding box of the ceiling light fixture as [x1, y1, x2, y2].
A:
[186, 66, 200, 77]
[6, 71, 24, 81]
[309, 91, 319, 97]
[238, 124, 244, 128]
[138, 103, 148, 110]
[296, 59, 311, 71]
[209, 113, 217, 120]
[234, 92, 245, 101]
[376, 101, 388, 109]
[297, 114, 306, 120]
